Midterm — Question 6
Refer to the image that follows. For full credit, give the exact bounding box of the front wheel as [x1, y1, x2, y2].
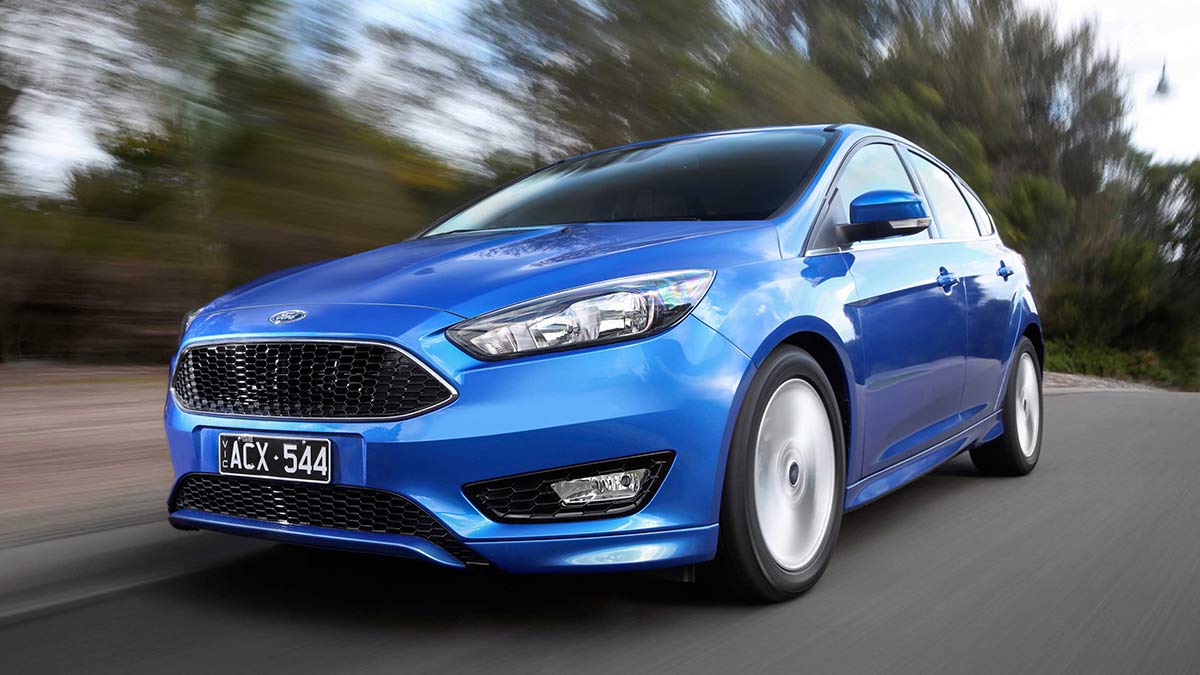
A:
[712, 346, 845, 602]
[970, 336, 1043, 476]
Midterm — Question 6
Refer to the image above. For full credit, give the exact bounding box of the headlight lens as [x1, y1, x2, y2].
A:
[447, 270, 715, 359]
[179, 308, 201, 343]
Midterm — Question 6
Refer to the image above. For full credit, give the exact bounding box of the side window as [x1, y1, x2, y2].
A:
[961, 186, 995, 236]
[810, 143, 927, 250]
[907, 152, 979, 239]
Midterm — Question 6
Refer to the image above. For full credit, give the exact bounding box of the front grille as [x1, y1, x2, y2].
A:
[172, 340, 455, 419]
[170, 474, 488, 566]
[464, 451, 675, 523]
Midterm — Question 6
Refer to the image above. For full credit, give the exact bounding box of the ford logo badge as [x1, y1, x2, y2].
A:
[268, 309, 307, 324]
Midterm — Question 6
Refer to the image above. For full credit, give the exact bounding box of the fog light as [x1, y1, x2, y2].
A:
[551, 468, 649, 505]
[464, 450, 673, 522]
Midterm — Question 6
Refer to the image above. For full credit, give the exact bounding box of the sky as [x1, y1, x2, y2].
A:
[1027, 0, 1200, 162]
[1, 0, 1197, 194]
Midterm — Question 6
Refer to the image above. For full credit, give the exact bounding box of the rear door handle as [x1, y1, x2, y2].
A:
[997, 261, 1015, 280]
[936, 266, 959, 291]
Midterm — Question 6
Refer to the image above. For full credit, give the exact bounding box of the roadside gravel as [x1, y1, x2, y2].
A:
[1042, 370, 1167, 392]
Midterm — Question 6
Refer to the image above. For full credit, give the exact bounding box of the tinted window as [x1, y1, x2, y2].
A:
[961, 187, 995, 236]
[839, 143, 915, 203]
[809, 142, 925, 250]
[425, 130, 831, 236]
[907, 152, 979, 239]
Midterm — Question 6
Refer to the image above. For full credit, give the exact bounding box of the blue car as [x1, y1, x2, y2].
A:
[166, 124, 1043, 601]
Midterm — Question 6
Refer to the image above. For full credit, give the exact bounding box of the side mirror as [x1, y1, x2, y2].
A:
[836, 190, 931, 246]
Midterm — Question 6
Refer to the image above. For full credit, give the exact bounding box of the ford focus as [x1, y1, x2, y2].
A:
[166, 124, 1043, 601]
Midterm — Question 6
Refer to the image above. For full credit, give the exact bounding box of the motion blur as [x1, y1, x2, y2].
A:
[1, 0, 1197, 388]
[4, 2, 1200, 673]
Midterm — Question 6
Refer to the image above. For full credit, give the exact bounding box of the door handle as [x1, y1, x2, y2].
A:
[936, 266, 959, 291]
[997, 261, 1015, 280]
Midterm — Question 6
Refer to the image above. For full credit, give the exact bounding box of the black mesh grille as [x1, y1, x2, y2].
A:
[464, 451, 674, 523]
[172, 341, 454, 419]
[170, 474, 488, 566]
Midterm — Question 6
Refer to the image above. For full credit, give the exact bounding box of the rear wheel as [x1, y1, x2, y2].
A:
[713, 346, 845, 602]
[970, 336, 1043, 476]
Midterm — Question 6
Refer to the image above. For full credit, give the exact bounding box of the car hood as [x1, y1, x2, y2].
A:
[203, 221, 778, 319]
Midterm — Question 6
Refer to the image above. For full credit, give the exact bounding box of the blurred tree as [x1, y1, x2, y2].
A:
[0, 52, 24, 188]
[0, 0, 474, 361]
[472, 0, 859, 158]
[473, 0, 735, 156]
[0, 0, 1196, 386]
[704, 44, 859, 129]
[66, 123, 194, 223]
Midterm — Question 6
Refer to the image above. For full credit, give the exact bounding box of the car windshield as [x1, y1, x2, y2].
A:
[424, 130, 831, 236]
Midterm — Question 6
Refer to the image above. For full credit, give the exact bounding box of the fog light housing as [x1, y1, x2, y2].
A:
[551, 468, 649, 505]
[464, 451, 674, 523]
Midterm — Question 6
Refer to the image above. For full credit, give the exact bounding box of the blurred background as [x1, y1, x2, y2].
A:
[4, 4, 1200, 669]
[0, 0, 1197, 387]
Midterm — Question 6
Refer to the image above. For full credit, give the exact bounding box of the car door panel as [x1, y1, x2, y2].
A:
[958, 238, 1022, 419]
[954, 187, 1020, 420]
[843, 244, 968, 476]
[809, 140, 970, 478]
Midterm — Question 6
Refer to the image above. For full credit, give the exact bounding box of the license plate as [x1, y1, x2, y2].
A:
[218, 434, 331, 484]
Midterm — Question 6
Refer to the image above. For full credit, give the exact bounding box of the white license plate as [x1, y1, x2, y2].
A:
[218, 433, 332, 484]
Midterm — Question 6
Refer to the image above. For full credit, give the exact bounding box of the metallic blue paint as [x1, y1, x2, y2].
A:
[847, 189, 928, 225]
[165, 124, 1041, 572]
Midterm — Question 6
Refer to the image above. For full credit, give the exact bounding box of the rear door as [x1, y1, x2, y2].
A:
[813, 141, 969, 477]
[954, 185, 1020, 422]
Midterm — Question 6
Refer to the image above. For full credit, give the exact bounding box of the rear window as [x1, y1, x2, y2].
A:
[425, 130, 832, 236]
[961, 187, 995, 236]
[907, 151, 979, 239]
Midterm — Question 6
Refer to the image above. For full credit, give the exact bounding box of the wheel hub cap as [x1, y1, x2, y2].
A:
[753, 379, 837, 571]
[1015, 352, 1041, 458]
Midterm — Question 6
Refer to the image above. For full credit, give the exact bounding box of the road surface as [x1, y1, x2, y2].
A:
[2, 389, 1198, 673]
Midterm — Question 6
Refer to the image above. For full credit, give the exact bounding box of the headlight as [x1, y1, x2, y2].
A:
[447, 270, 715, 359]
[179, 308, 201, 343]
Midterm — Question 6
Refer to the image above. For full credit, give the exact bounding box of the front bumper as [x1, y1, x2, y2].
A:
[165, 304, 752, 572]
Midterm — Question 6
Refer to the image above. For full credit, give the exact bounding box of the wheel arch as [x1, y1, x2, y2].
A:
[780, 331, 853, 457]
[1022, 321, 1044, 373]
[707, 311, 864, 516]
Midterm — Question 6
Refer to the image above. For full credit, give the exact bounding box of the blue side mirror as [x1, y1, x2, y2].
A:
[838, 190, 931, 245]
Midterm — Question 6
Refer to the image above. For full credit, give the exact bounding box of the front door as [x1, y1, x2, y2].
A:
[845, 243, 969, 475]
[811, 141, 969, 477]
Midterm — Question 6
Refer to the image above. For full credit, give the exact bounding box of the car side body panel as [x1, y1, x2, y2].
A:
[841, 242, 971, 477]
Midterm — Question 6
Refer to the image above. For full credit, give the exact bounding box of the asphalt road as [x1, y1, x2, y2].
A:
[2, 389, 1198, 674]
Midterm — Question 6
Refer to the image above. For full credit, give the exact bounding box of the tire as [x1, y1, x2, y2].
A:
[712, 346, 846, 603]
[970, 336, 1043, 476]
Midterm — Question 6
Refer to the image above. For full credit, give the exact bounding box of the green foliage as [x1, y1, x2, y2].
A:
[704, 45, 861, 130]
[473, 0, 860, 156]
[1045, 235, 1171, 342]
[1046, 339, 1199, 390]
[0, 0, 1198, 386]
[994, 173, 1073, 249]
[861, 83, 993, 196]
[66, 126, 193, 223]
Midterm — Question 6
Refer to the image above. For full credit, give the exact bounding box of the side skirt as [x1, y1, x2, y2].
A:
[843, 410, 1003, 511]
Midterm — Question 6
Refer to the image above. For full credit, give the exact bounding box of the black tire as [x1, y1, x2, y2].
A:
[711, 345, 846, 603]
[970, 336, 1043, 476]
